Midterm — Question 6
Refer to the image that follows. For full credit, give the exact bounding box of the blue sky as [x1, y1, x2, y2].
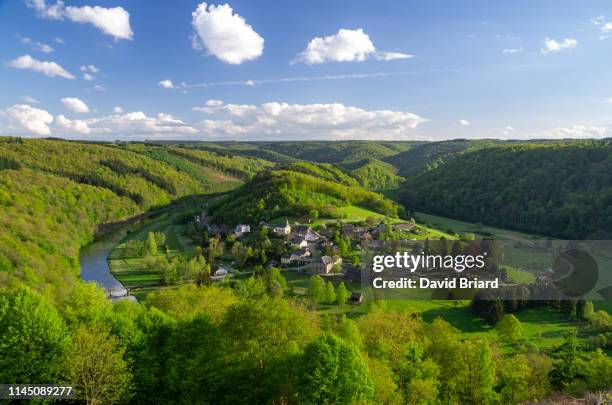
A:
[1, 0, 611, 140]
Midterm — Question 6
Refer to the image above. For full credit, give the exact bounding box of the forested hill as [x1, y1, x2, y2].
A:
[399, 141, 612, 238]
[0, 137, 270, 297]
[209, 166, 401, 225]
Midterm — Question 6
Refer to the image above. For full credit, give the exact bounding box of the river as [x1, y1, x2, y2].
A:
[79, 227, 137, 302]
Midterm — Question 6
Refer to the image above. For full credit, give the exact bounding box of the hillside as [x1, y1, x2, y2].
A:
[340, 158, 405, 189]
[208, 167, 401, 225]
[253, 141, 418, 163]
[400, 141, 612, 238]
[384, 139, 504, 176]
[0, 137, 270, 296]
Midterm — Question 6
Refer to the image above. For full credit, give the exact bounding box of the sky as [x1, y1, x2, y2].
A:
[1, 0, 612, 141]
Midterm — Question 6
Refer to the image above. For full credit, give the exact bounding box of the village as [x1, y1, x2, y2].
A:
[195, 211, 417, 283]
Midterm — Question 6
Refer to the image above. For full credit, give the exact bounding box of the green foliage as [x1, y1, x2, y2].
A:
[336, 282, 349, 305]
[209, 168, 400, 224]
[496, 314, 523, 343]
[298, 333, 374, 404]
[62, 323, 132, 404]
[307, 275, 326, 304]
[402, 141, 612, 238]
[340, 158, 405, 189]
[0, 287, 69, 383]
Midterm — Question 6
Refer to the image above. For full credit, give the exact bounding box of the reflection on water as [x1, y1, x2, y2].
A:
[79, 228, 136, 301]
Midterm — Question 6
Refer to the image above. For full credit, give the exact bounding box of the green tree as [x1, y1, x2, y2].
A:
[265, 267, 287, 297]
[307, 275, 325, 304]
[549, 330, 584, 389]
[460, 339, 497, 405]
[498, 354, 532, 404]
[324, 282, 336, 304]
[145, 232, 157, 256]
[298, 333, 373, 404]
[335, 282, 349, 305]
[63, 324, 132, 404]
[0, 287, 69, 383]
[496, 314, 523, 343]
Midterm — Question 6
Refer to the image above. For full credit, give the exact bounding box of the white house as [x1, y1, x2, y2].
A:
[273, 219, 291, 236]
[311, 255, 342, 274]
[235, 224, 251, 235]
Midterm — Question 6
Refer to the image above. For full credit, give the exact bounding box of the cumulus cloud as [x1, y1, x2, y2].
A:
[21, 95, 40, 104]
[502, 47, 523, 54]
[80, 64, 99, 73]
[56, 114, 91, 134]
[541, 37, 577, 54]
[113, 106, 124, 113]
[503, 126, 515, 136]
[61, 97, 90, 113]
[24, 1, 133, 40]
[193, 101, 427, 140]
[457, 119, 471, 126]
[158, 79, 175, 89]
[60, 111, 198, 137]
[6, 54, 74, 79]
[293, 28, 412, 64]
[205, 99, 224, 106]
[191, 2, 264, 64]
[54, 37, 65, 44]
[93, 85, 105, 92]
[83, 73, 93, 81]
[4, 104, 54, 135]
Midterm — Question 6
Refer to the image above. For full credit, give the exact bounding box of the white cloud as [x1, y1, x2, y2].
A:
[54, 37, 65, 44]
[61, 97, 90, 113]
[158, 79, 174, 89]
[193, 101, 427, 140]
[80, 64, 99, 73]
[93, 85, 105, 92]
[20, 36, 54, 53]
[4, 104, 54, 135]
[25, 1, 133, 40]
[113, 106, 124, 113]
[244, 80, 256, 86]
[61, 111, 198, 137]
[293, 28, 412, 64]
[457, 119, 471, 126]
[541, 37, 577, 54]
[544, 125, 611, 139]
[6, 54, 74, 79]
[502, 47, 523, 54]
[83, 73, 93, 81]
[205, 99, 223, 106]
[294, 28, 375, 64]
[21, 95, 40, 104]
[374, 51, 413, 61]
[191, 3, 264, 64]
[56, 114, 91, 134]
[503, 126, 515, 136]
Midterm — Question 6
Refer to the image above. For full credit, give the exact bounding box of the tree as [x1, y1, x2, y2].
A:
[298, 333, 373, 404]
[336, 282, 349, 305]
[265, 267, 287, 297]
[460, 339, 497, 405]
[549, 330, 584, 389]
[307, 275, 325, 304]
[0, 287, 69, 383]
[496, 314, 523, 343]
[324, 282, 336, 304]
[145, 232, 157, 256]
[63, 324, 132, 404]
[498, 354, 532, 404]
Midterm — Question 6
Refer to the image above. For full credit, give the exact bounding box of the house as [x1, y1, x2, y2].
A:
[290, 236, 308, 249]
[342, 224, 367, 239]
[393, 223, 415, 232]
[362, 239, 385, 249]
[294, 225, 311, 235]
[281, 248, 311, 264]
[304, 228, 321, 242]
[234, 224, 251, 235]
[311, 255, 342, 274]
[273, 219, 291, 236]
